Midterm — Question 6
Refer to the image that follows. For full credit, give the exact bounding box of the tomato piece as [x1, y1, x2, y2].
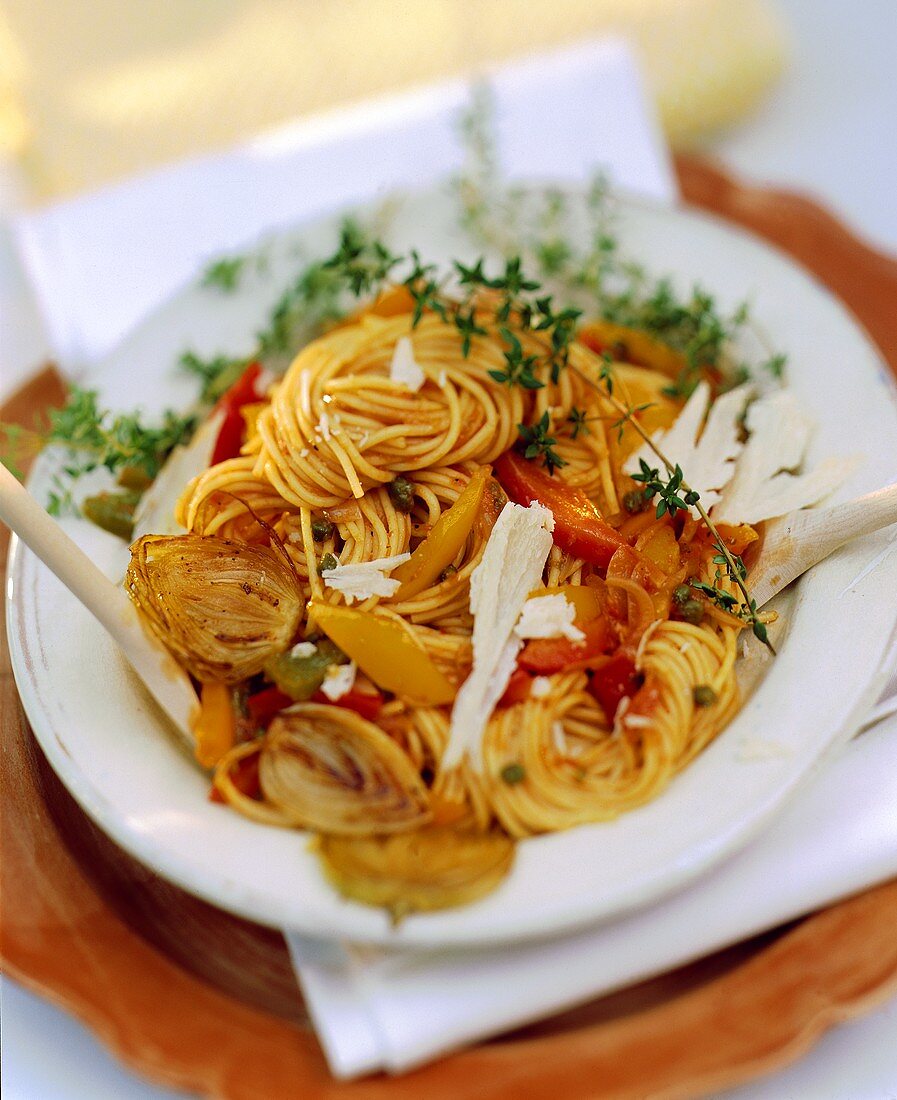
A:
[497, 667, 534, 707]
[311, 688, 385, 721]
[246, 686, 294, 727]
[518, 617, 617, 675]
[588, 653, 642, 723]
[494, 450, 627, 571]
[211, 362, 263, 465]
[209, 752, 261, 803]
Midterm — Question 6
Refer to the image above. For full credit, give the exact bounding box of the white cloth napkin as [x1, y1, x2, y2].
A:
[11, 36, 674, 373]
[287, 705, 897, 1078]
[7, 34, 897, 1084]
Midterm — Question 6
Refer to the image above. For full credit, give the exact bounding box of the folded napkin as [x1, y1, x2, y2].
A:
[8, 34, 897, 1085]
[11, 36, 674, 374]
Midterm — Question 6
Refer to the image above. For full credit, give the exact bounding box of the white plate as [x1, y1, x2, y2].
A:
[8, 186, 897, 946]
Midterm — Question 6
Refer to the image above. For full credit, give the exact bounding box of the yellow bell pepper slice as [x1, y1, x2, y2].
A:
[240, 401, 268, 444]
[579, 320, 688, 378]
[309, 601, 457, 705]
[539, 584, 603, 624]
[635, 522, 681, 576]
[391, 466, 490, 601]
[193, 682, 236, 769]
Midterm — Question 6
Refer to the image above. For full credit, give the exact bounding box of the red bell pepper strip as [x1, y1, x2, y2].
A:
[209, 751, 262, 803]
[493, 450, 628, 571]
[246, 685, 293, 728]
[211, 361, 263, 465]
[518, 616, 618, 675]
[588, 653, 642, 724]
[497, 667, 534, 707]
[311, 688, 385, 721]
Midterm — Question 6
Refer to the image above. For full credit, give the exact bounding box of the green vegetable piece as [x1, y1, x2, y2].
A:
[319, 552, 339, 572]
[265, 639, 348, 701]
[116, 466, 153, 492]
[81, 489, 142, 541]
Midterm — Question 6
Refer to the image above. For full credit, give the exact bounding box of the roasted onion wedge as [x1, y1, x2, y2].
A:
[316, 827, 515, 917]
[259, 704, 430, 835]
[126, 533, 303, 683]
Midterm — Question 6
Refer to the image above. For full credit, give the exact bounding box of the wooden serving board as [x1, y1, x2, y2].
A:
[3, 156, 897, 1099]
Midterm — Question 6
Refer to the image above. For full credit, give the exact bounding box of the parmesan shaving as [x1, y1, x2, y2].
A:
[317, 410, 332, 441]
[713, 391, 859, 523]
[321, 552, 411, 604]
[514, 593, 584, 642]
[626, 382, 752, 515]
[320, 660, 358, 701]
[531, 676, 552, 699]
[290, 641, 317, 658]
[389, 336, 426, 392]
[443, 501, 555, 770]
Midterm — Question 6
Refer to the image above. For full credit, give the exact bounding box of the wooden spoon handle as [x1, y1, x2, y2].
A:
[0, 463, 198, 740]
[794, 482, 897, 559]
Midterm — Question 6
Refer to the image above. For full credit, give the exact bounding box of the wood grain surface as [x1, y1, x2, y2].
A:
[2, 157, 897, 1099]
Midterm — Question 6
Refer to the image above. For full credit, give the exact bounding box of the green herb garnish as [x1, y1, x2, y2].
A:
[517, 412, 566, 475]
[202, 256, 247, 292]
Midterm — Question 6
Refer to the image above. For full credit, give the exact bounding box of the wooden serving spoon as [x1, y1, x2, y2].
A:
[0, 462, 199, 744]
[748, 481, 897, 608]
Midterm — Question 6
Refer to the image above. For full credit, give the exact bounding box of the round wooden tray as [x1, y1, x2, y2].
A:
[3, 156, 897, 1099]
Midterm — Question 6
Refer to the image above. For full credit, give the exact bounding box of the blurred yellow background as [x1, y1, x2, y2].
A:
[0, 0, 787, 200]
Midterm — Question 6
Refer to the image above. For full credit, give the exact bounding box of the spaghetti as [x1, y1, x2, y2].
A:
[128, 285, 761, 914]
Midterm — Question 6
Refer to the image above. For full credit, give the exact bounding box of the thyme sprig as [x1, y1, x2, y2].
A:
[567, 406, 595, 439]
[1, 389, 196, 515]
[310, 236, 582, 450]
[202, 255, 247, 292]
[517, 412, 566, 475]
[452, 95, 777, 395]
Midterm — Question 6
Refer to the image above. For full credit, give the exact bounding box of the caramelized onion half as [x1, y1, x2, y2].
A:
[259, 704, 430, 835]
[316, 827, 515, 917]
[126, 533, 303, 683]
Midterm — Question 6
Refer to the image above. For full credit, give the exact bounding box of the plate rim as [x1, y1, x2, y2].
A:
[7, 182, 897, 947]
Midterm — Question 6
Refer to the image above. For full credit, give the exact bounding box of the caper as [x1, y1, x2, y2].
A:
[693, 684, 717, 707]
[311, 516, 334, 542]
[622, 489, 648, 514]
[388, 477, 415, 513]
